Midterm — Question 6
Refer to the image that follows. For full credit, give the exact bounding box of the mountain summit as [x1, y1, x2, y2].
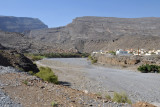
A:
[0, 16, 48, 32]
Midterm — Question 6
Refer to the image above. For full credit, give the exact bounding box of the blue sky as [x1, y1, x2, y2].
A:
[0, 0, 160, 27]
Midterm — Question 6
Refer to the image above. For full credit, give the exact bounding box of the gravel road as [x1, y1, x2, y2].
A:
[36, 58, 160, 106]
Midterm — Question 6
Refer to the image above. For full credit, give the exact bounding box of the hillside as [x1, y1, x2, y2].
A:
[0, 30, 55, 53]
[1, 16, 160, 53]
[0, 16, 48, 32]
[25, 16, 160, 53]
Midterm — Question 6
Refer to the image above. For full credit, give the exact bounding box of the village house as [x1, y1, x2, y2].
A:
[92, 48, 160, 56]
[155, 50, 160, 55]
[116, 49, 132, 56]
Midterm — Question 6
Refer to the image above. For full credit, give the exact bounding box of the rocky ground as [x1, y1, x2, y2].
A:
[36, 58, 160, 107]
[0, 66, 133, 107]
[0, 48, 158, 107]
[0, 48, 39, 73]
[0, 65, 157, 107]
[0, 89, 22, 107]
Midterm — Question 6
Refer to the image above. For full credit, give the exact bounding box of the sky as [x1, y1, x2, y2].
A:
[0, 0, 160, 28]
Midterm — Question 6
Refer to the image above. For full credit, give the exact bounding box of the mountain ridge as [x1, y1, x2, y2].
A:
[1, 16, 160, 53]
[25, 16, 160, 52]
[0, 16, 48, 32]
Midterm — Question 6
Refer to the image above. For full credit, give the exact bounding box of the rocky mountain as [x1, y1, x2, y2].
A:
[1, 16, 160, 53]
[0, 16, 48, 32]
[0, 30, 54, 53]
[25, 16, 160, 53]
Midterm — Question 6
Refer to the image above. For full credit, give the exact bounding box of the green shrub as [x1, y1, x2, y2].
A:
[96, 92, 102, 96]
[0, 50, 3, 53]
[41, 53, 89, 58]
[24, 53, 45, 61]
[109, 51, 116, 55]
[105, 94, 112, 100]
[91, 59, 97, 64]
[23, 80, 28, 85]
[35, 67, 58, 84]
[112, 92, 132, 104]
[28, 71, 35, 75]
[88, 55, 97, 64]
[15, 54, 20, 57]
[88, 55, 93, 60]
[31, 55, 45, 61]
[51, 101, 58, 107]
[82, 56, 85, 58]
[25, 53, 90, 59]
[151, 52, 156, 54]
[17, 67, 24, 72]
[138, 64, 160, 73]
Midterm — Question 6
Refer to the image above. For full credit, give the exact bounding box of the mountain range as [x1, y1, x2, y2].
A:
[1, 16, 160, 53]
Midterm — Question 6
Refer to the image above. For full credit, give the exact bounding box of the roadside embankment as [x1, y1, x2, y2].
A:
[0, 49, 39, 73]
[92, 53, 160, 67]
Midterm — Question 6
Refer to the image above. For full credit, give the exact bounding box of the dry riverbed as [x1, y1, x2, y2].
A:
[0, 66, 127, 107]
[36, 58, 160, 106]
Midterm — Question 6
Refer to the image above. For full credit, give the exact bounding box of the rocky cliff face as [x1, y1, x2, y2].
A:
[25, 16, 160, 53]
[0, 16, 48, 32]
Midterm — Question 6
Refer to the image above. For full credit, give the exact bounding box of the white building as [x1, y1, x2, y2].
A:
[145, 53, 151, 56]
[156, 50, 160, 55]
[116, 49, 131, 56]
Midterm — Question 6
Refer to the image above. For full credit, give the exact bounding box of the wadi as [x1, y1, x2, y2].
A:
[0, 15, 159, 107]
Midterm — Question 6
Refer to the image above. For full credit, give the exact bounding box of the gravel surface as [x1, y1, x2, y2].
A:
[36, 58, 160, 105]
[0, 66, 22, 107]
[0, 89, 22, 107]
[0, 66, 21, 74]
[0, 66, 131, 107]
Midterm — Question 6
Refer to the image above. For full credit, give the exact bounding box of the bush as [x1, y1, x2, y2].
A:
[105, 94, 112, 100]
[23, 80, 28, 85]
[96, 92, 102, 96]
[138, 64, 160, 73]
[51, 101, 58, 107]
[35, 67, 58, 84]
[88, 55, 97, 64]
[109, 51, 116, 55]
[88, 55, 93, 60]
[41, 53, 90, 58]
[24, 53, 45, 61]
[28, 71, 35, 75]
[91, 59, 97, 64]
[112, 92, 132, 104]
[31, 55, 45, 61]
[25, 53, 90, 59]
